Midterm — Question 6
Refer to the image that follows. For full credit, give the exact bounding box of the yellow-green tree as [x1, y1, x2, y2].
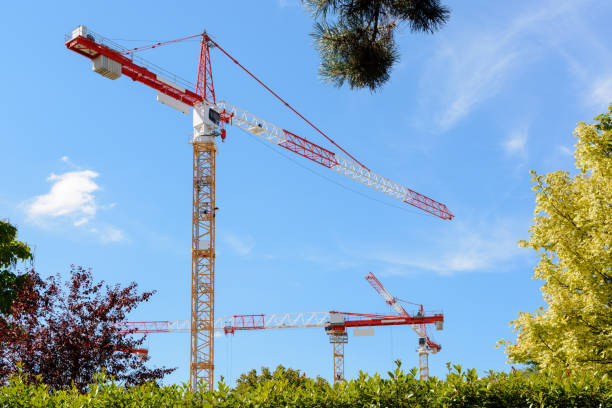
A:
[503, 105, 612, 376]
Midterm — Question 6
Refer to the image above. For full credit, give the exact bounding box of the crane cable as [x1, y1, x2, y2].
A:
[242, 128, 436, 219]
[205, 35, 370, 171]
[122, 32, 370, 171]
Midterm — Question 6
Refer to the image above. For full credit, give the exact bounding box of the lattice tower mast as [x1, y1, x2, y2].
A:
[190, 34, 217, 391]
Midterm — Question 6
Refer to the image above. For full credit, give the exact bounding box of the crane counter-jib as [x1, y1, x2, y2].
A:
[65, 27, 202, 108]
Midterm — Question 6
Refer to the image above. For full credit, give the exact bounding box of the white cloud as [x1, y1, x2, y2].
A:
[26, 170, 100, 223]
[221, 232, 255, 256]
[24, 165, 126, 243]
[503, 127, 528, 157]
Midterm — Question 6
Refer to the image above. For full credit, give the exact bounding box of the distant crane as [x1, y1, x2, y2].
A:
[366, 272, 442, 379]
[119, 310, 443, 383]
[119, 274, 444, 382]
[66, 25, 453, 390]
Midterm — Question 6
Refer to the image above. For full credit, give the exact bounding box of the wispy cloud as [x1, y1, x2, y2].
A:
[591, 75, 612, 107]
[23, 158, 125, 243]
[342, 218, 527, 276]
[416, 0, 602, 131]
[503, 127, 528, 158]
[221, 232, 255, 256]
[298, 247, 359, 271]
[278, 0, 299, 8]
[557, 145, 573, 156]
[97, 226, 126, 243]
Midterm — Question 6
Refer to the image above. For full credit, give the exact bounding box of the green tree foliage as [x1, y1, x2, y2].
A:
[303, 0, 450, 91]
[502, 105, 612, 376]
[1, 363, 610, 407]
[0, 220, 32, 315]
[235, 365, 328, 392]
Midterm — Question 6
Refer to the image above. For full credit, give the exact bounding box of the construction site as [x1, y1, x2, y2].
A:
[63, 25, 454, 389]
[3, 2, 610, 405]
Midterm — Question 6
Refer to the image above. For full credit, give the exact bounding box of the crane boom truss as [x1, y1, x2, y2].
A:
[119, 311, 442, 332]
[365, 272, 409, 317]
[215, 102, 454, 219]
[119, 310, 443, 383]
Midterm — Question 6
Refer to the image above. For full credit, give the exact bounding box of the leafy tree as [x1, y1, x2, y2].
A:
[0, 266, 175, 391]
[502, 105, 612, 376]
[0, 220, 32, 316]
[303, 0, 450, 91]
[235, 365, 328, 391]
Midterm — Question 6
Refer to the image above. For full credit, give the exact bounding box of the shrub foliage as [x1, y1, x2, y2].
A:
[1, 363, 609, 407]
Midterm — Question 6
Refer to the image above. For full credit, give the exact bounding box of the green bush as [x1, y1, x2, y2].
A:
[1, 363, 610, 407]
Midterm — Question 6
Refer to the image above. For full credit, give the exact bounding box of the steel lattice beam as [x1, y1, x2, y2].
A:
[191, 141, 216, 390]
[215, 101, 454, 220]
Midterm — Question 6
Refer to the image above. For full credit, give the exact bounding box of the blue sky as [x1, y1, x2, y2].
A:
[1, 0, 611, 386]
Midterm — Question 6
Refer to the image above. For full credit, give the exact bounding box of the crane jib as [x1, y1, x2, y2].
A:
[279, 130, 338, 168]
[215, 101, 454, 220]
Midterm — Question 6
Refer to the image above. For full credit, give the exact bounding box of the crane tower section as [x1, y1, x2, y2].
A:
[191, 97, 219, 388]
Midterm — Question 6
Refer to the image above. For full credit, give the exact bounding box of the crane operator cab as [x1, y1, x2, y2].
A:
[193, 103, 221, 143]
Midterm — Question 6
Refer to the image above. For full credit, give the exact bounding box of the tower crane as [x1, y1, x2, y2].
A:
[66, 25, 453, 390]
[366, 272, 442, 379]
[119, 309, 443, 383]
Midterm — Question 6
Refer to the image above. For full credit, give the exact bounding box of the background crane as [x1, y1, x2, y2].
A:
[66, 25, 453, 390]
[366, 272, 442, 379]
[119, 310, 443, 383]
[119, 272, 444, 382]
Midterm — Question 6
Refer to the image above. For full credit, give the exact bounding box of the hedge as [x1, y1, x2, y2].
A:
[1, 363, 610, 407]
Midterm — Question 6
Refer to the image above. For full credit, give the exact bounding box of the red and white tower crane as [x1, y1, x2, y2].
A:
[119, 309, 443, 383]
[366, 272, 442, 379]
[66, 25, 453, 390]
